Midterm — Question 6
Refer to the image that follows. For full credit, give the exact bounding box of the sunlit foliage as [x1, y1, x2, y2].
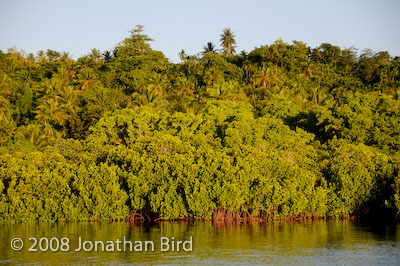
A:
[0, 26, 399, 221]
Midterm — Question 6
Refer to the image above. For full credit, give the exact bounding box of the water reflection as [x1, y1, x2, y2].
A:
[0, 220, 399, 265]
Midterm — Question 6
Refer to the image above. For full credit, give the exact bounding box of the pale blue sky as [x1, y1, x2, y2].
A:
[0, 0, 399, 62]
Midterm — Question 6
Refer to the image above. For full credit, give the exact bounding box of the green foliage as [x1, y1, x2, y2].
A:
[0, 151, 128, 222]
[0, 152, 75, 222]
[0, 27, 399, 221]
[322, 139, 390, 216]
[83, 102, 328, 219]
[293, 92, 400, 154]
[220, 28, 236, 56]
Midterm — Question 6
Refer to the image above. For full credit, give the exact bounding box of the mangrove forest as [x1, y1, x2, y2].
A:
[0, 25, 399, 222]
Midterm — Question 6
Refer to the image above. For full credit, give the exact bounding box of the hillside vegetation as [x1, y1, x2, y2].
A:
[0, 26, 399, 222]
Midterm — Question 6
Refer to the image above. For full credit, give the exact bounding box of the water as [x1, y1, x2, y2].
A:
[0, 220, 399, 265]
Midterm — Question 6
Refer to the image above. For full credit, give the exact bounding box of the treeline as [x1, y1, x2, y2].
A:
[0, 26, 399, 222]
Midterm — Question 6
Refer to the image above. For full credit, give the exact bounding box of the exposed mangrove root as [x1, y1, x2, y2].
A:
[125, 210, 149, 223]
[121, 209, 362, 224]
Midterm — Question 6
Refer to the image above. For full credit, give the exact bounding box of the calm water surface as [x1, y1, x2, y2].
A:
[0, 220, 399, 265]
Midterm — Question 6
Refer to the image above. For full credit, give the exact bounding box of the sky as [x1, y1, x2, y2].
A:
[0, 0, 399, 63]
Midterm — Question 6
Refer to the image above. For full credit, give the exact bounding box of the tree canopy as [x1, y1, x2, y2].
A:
[0, 26, 399, 222]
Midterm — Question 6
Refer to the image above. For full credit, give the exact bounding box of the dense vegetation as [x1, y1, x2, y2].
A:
[0, 25, 399, 222]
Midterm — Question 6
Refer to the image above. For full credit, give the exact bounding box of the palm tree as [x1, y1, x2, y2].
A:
[34, 98, 68, 126]
[178, 49, 187, 62]
[176, 77, 194, 97]
[220, 28, 236, 56]
[132, 85, 163, 107]
[302, 58, 313, 79]
[206, 80, 238, 100]
[102, 50, 113, 63]
[16, 124, 63, 151]
[255, 65, 282, 90]
[16, 124, 49, 150]
[149, 73, 168, 96]
[202, 42, 217, 54]
[0, 73, 12, 120]
[203, 67, 223, 87]
[76, 67, 96, 91]
[89, 48, 101, 63]
[57, 85, 80, 116]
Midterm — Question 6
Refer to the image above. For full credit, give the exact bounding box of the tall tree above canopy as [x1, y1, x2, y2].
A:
[178, 49, 187, 62]
[127, 24, 153, 52]
[220, 28, 236, 56]
[203, 42, 217, 54]
[115, 25, 154, 58]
